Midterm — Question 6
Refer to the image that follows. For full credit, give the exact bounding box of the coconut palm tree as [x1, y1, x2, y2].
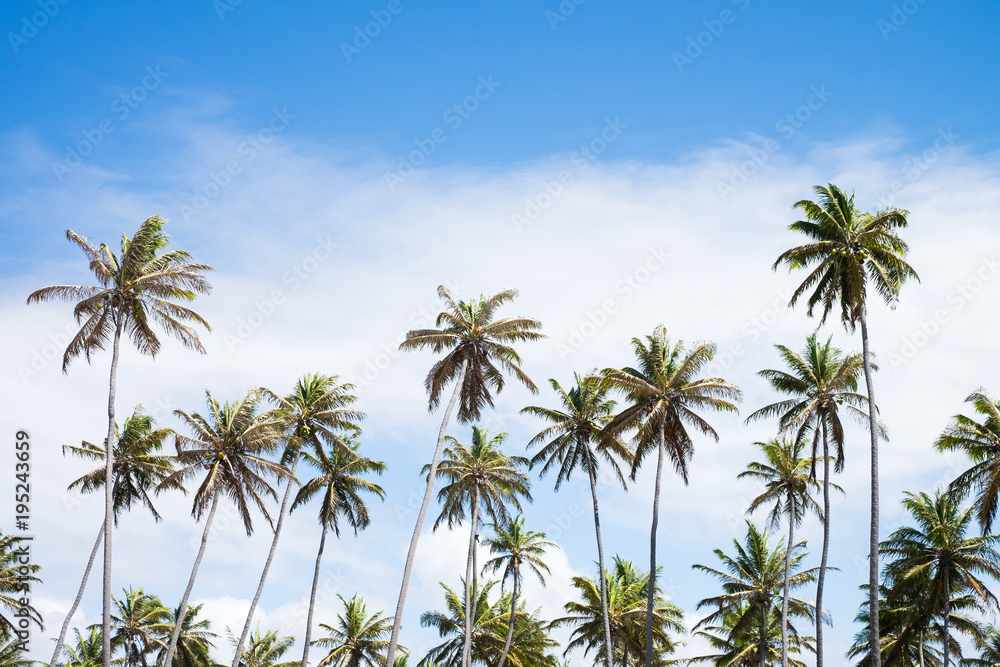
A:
[738, 438, 827, 667]
[229, 628, 297, 667]
[159, 389, 290, 667]
[0, 533, 41, 637]
[153, 603, 216, 667]
[601, 326, 741, 667]
[690, 604, 816, 667]
[419, 580, 558, 667]
[311, 594, 397, 667]
[745, 332, 873, 666]
[557, 557, 684, 667]
[426, 426, 531, 667]
[51, 408, 180, 667]
[482, 517, 554, 667]
[106, 587, 170, 667]
[387, 285, 543, 667]
[693, 522, 820, 667]
[521, 372, 631, 667]
[0, 638, 35, 667]
[27, 216, 212, 666]
[291, 438, 386, 667]
[935, 388, 1000, 534]
[880, 491, 1000, 667]
[232, 374, 364, 667]
[967, 624, 1000, 667]
[62, 628, 105, 667]
[773, 183, 918, 667]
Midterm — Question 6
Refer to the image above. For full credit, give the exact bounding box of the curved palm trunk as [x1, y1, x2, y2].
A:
[759, 601, 767, 667]
[50, 523, 105, 667]
[781, 493, 794, 667]
[496, 572, 518, 667]
[859, 311, 881, 667]
[462, 488, 480, 667]
[817, 420, 831, 667]
[942, 567, 950, 667]
[164, 492, 220, 667]
[300, 522, 328, 667]
[644, 427, 666, 667]
[102, 318, 124, 667]
[385, 360, 469, 667]
[587, 454, 615, 667]
[231, 452, 301, 667]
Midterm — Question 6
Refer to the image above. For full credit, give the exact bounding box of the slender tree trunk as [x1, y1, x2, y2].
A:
[50, 523, 105, 667]
[759, 599, 767, 667]
[781, 493, 794, 667]
[942, 567, 950, 667]
[918, 629, 925, 667]
[231, 451, 301, 667]
[385, 360, 469, 667]
[164, 492, 220, 667]
[859, 311, 881, 667]
[102, 317, 124, 667]
[817, 419, 831, 667]
[644, 426, 666, 667]
[587, 453, 615, 667]
[462, 488, 480, 667]
[496, 568, 518, 667]
[300, 522, 328, 667]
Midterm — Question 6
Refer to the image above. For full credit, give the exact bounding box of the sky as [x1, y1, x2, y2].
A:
[2, 1, 1000, 665]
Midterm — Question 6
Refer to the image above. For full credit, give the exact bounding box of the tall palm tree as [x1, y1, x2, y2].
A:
[773, 183, 918, 667]
[602, 326, 741, 667]
[387, 285, 543, 667]
[880, 491, 1000, 667]
[232, 374, 364, 667]
[27, 216, 212, 666]
[159, 389, 290, 667]
[521, 372, 631, 667]
[311, 594, 397, 667]
[106, 587, 170, 667]
[482, 516, 554, 667]
[154, 603, 216, 667]
[62, 628, 104, 667]
[51, 408, 180, 667]
[427, 426, 531, 667]
[738, 438, 826, 667]
[557, 556, 684, 667]
[690, 604, 816, 667]
[0, 533, 41, 637]
[0, 638, 35, 667]
[291, 438, 386, 667]
[229, 628, 297, 667]
[935, 388, 1000, 533]
[745, 332, 872, 666]
[693, 522, 820, 667]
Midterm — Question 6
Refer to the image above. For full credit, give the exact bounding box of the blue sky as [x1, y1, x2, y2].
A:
[4, 2, 1000, 666]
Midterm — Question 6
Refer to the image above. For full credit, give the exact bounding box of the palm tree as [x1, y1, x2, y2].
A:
[387, 285, 543, 667]
[159, 389, 290, 667]
[0, 638, 35, 667]
[291, 439, 386, 667]
[773, 183, 918, 667]
[419, 580, 558, 667]
[601, 326, 741, 667]
[745, 332, 872, 666]
[106, 587, 170, 667]
[229, 628, 297, 667]
[427, 426, 531, 667]
[51, 408, 180, 667]
[967, 624, 1000, 667]
[738, 438, 826, 667]
[311, 594, 397, 667]
[154, 603, 216, 667]
[690, 604, 816, 667]
[693, 522, 820, 667]
[935, 388, 1000, 533]
[0, 533, 41, 637]
[232, 374, 364, 667]
[482, 517, 554, 667]
[557, 557, 684, 667]
[62, 628, 105, 667]
[521, 372, 631, 667]
[27, 216, 212, 666]
[880, 491, 1000, 667]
